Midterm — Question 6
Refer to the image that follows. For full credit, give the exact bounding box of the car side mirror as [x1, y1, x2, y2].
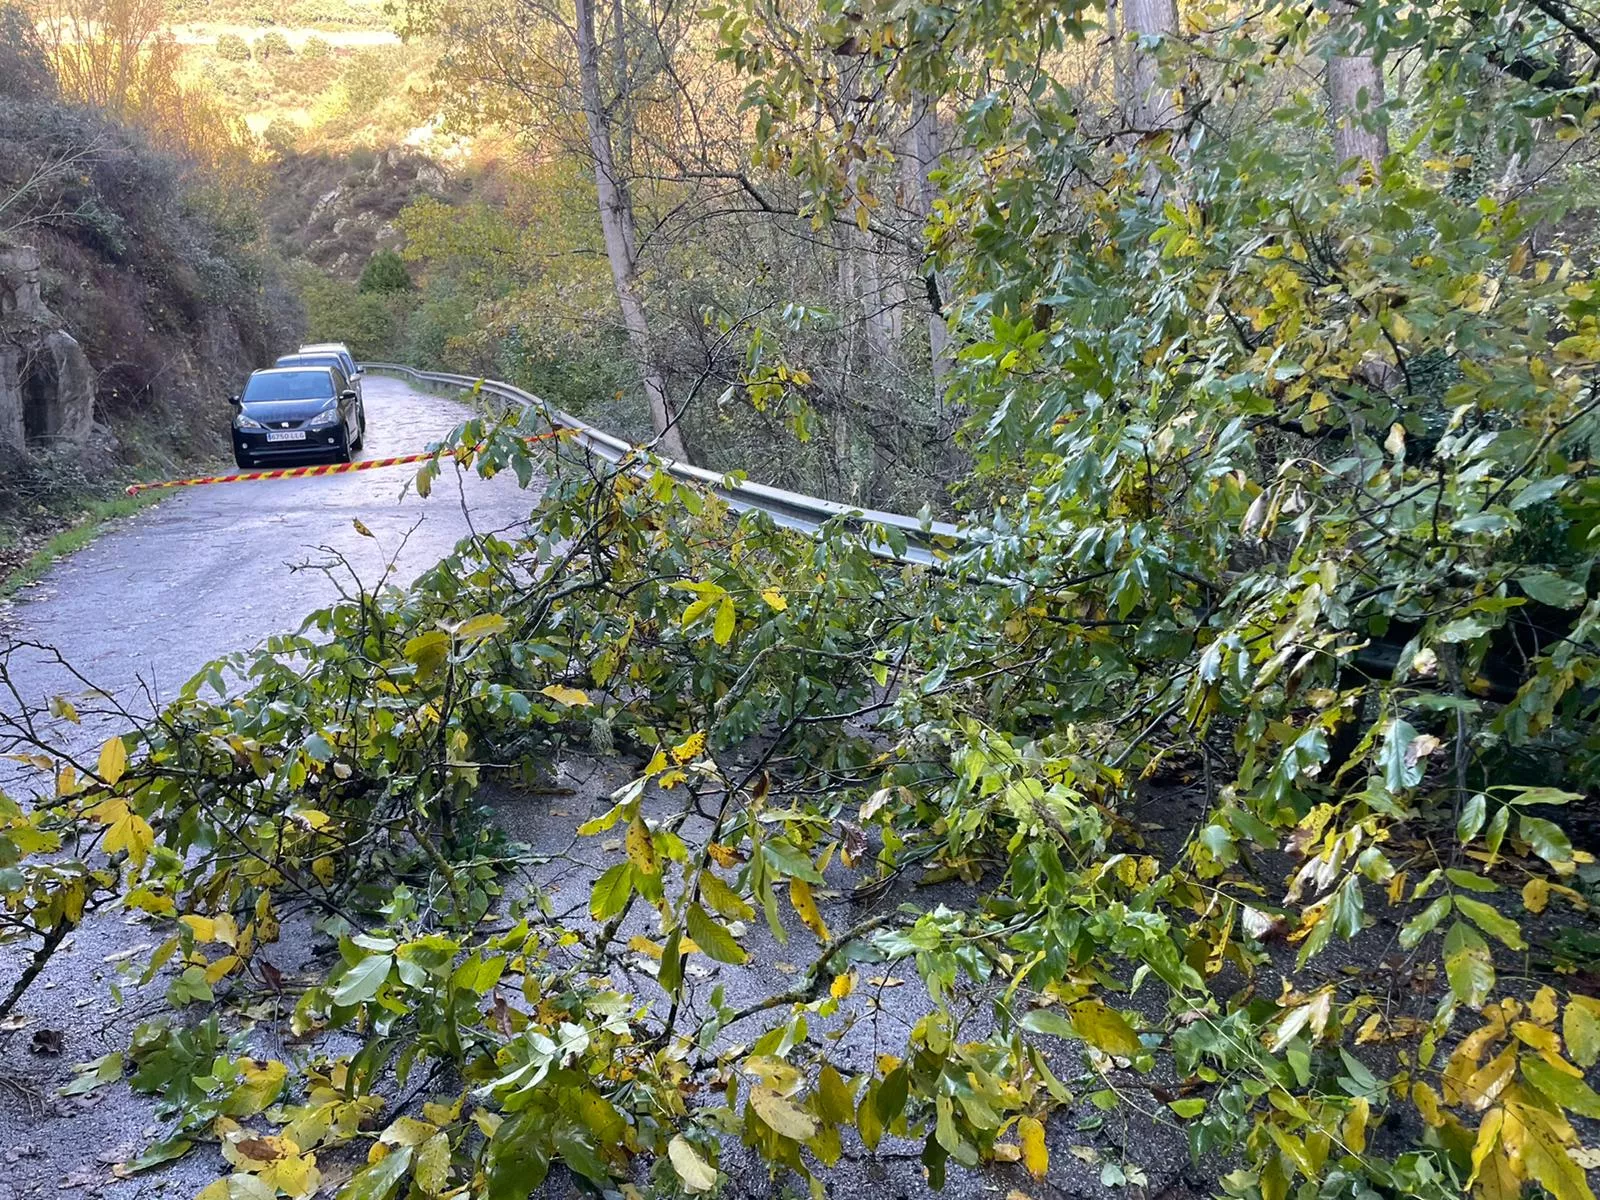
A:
[340, 389, 357, 400]
[228, 394, 241, 405]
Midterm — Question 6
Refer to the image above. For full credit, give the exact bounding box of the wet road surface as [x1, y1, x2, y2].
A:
[0, 374, 537, 721]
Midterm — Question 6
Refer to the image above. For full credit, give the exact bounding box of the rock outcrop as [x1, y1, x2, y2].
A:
[0, 246, 96, 452]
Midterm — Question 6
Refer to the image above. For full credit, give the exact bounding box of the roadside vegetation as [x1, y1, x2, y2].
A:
[0, 4, 299, 585]
[3, 0, 1600, 1199]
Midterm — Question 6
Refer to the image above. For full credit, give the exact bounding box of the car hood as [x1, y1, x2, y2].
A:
[240, 397, 336, 422]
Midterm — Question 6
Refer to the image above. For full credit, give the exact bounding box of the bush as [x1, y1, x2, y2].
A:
[301, 34, 330, 59]
[253, 30, 293, 60]
[214, 33, 251, 61]
[358, 248, 411, 293]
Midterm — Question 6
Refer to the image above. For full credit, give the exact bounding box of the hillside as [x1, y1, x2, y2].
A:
[0, 12, 299, 572]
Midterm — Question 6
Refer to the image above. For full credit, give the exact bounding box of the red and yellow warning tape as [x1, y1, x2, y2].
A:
[124, 432, 563, 496]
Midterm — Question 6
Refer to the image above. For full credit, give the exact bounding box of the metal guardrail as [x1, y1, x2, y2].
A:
[364, 363, 968, 568]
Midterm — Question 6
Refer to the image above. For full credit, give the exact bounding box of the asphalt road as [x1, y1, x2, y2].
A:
[0, 375, 537, 741]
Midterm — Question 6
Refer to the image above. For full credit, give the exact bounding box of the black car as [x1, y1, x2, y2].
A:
[230, 366, 367, 468]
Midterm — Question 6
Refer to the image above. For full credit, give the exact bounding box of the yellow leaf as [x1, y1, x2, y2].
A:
[1070, 999, 1143, 1057]
[352, 518, 374, 537]
[672, 731, 707, 763]
[713, 597, 736, 646]
[667, 1136, 717, 1193]
[788, 879, 830, 943]
[179, 914, 217, 942]
[205, 955, 241, 985]
[1523, 877, 1550, 914]
[312, 856, 335, 886]
[1530, 987, 1559, 1027]
[1343, 1096, 1370, 1153]
[1018, 1115, 1048, 1179]
[540, 684, 591, 708]
[626, 816, 658, 878]
[222, 1059, 288, 1117]
[830, 972, 855, 1000]
[1414, 1081, 1444, 1127]
[1384, 423, 1406, 457]
[453, 614, 508, 642]
[102, 804, 155, 868]
[749, 1086, 817, 1141]
[97, 736, 128, 786]
[761, 589, 787, 611]
[1504, 1090, 1594, 1200]
[1463, 1045, 1519, 1112]
[855, 204, 870, 233]
[380, 1116, 439, 1147]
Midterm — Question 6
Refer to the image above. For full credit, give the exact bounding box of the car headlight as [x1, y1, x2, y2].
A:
[235, 413, 265, 430]
[305, 406, 341, 429]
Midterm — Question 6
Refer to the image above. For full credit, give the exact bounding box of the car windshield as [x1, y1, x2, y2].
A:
[276, 355, 343, 373]
[242, 370, 334, 403]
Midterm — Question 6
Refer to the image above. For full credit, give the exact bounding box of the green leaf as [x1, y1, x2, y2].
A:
[1019, 1009, 1077, 1039]
[1168, 1098, 1206, 1118]
[1457, 793, 1486, 842]
[1453, 895, 1525, 949]
[330, 952, 393, 1007]
[1399, 895, 1452, 949]
[1522, 1057, 1600, 1118]
[1444, 867, 1498, 892]
[686, 903, 749, 964]
[1379, 719, 1423, 793]
[1519, 815, 1573, 865]
[1443, 921, 1494, 1007]
[589, 863, 632, 921]
[1518, 571, 1587, 608]
[342, 1145, 413, 1200]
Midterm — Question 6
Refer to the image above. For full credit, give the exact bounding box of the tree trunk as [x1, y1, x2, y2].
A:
[903, 93, 950, 397]
[1123, 0, 1180, 133]
[1327, 12, 1388, 177]
[574, 0, 688, 460]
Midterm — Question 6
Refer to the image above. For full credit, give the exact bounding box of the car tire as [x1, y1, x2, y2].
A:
[334, 427, 353, 464]
[234, 451, 251, 469]
[351, 419, 364, 453]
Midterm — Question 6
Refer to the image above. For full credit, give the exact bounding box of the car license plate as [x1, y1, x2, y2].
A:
[266, 431, 306, 443]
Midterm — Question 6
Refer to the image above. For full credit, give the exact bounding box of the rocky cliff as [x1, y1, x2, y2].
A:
[263, 147, 467, 278]
[0, 246, 96, 452]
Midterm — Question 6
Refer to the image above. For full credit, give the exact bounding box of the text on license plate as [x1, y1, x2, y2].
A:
[266, 431, 307, 442]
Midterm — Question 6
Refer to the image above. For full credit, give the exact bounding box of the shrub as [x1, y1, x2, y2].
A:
[213, 33, 251, 61]
[301, 34, 330, 59]
[357, 248, 411, 293]
[253, 30, 293, 60]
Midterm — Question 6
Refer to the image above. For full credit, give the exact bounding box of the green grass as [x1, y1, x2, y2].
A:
[0, 491, 168, 601]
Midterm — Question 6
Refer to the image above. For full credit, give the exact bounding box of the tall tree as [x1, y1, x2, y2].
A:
[574, 0, 689, 460]
[1326, 6, 1388, 175]
[902, 94, 949, 395]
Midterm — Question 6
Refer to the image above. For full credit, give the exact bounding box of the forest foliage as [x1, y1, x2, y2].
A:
[4, 0, 1600, 1199]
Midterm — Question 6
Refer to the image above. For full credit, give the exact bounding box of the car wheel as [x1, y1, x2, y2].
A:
[351, 418, 365, 453]
[233, 451, 252, 469]
[334, 426, 353, 464]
